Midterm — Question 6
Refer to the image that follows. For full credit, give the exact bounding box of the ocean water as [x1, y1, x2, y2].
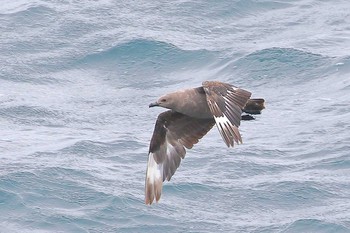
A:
[1, 0, 350, 232]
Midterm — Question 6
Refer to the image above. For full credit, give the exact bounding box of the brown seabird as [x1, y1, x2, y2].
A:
[145, 81, 265, 204]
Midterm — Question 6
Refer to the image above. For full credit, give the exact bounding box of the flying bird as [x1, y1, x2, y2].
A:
[145, 81, 265, 204]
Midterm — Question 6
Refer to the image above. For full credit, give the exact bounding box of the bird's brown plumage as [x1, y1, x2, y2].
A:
[145, 81, 264, 204]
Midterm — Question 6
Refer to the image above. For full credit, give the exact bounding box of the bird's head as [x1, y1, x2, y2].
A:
[149, 93, 177, 109]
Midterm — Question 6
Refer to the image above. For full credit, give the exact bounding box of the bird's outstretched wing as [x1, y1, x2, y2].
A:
[145, 110, 215, 204]
[202, 81, 251, 147]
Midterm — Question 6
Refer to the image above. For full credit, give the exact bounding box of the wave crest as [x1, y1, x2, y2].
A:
[79, 39, 218, 70]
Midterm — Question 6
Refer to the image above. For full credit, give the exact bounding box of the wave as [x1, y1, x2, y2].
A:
[219, 47, 335, 86]
[283, 219, 350, 233]
[77, 39, 347, 90]
[0, 2, 54, 16]
[0, 105, 65, 126]
[78, 40, 341, 90]
[177, 0, 292, 19]
[58, 139, 143, 158]
[0, 169, 125, 232]
[72, 39, 350, 96]
[78, 39, 219, 70]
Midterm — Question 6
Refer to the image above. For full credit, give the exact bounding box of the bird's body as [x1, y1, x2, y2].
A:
[158, 87, 213, 118]
[145, 81, 265, 205]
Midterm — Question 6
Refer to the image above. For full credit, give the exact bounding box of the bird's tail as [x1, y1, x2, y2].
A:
[243, 98, 265, 115]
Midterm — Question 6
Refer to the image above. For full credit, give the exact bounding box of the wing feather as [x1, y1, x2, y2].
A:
[145, 110, 215, 204]
[202, 81, 251, 147]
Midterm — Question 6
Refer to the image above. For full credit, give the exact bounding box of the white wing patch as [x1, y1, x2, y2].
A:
[213, 114, 242, 147]
[227, 88, 238, 93]
[145, 110, 215, 204]
[145, 152, 163, 204]
[145, 137, 184, 204]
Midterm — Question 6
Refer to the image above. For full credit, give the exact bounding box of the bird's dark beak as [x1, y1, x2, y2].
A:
[149, 102, 159, 108]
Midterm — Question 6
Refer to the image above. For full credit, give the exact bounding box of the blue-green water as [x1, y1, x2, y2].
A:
[1, 1, 350, 232]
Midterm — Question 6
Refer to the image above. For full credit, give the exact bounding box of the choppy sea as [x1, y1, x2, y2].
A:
[1, 0, 350, 232]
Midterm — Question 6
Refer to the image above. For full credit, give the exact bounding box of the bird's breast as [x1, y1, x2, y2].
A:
[175, 89, 213, 119]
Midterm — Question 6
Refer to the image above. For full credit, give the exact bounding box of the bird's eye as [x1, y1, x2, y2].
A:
[161, 99, 167, 102]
